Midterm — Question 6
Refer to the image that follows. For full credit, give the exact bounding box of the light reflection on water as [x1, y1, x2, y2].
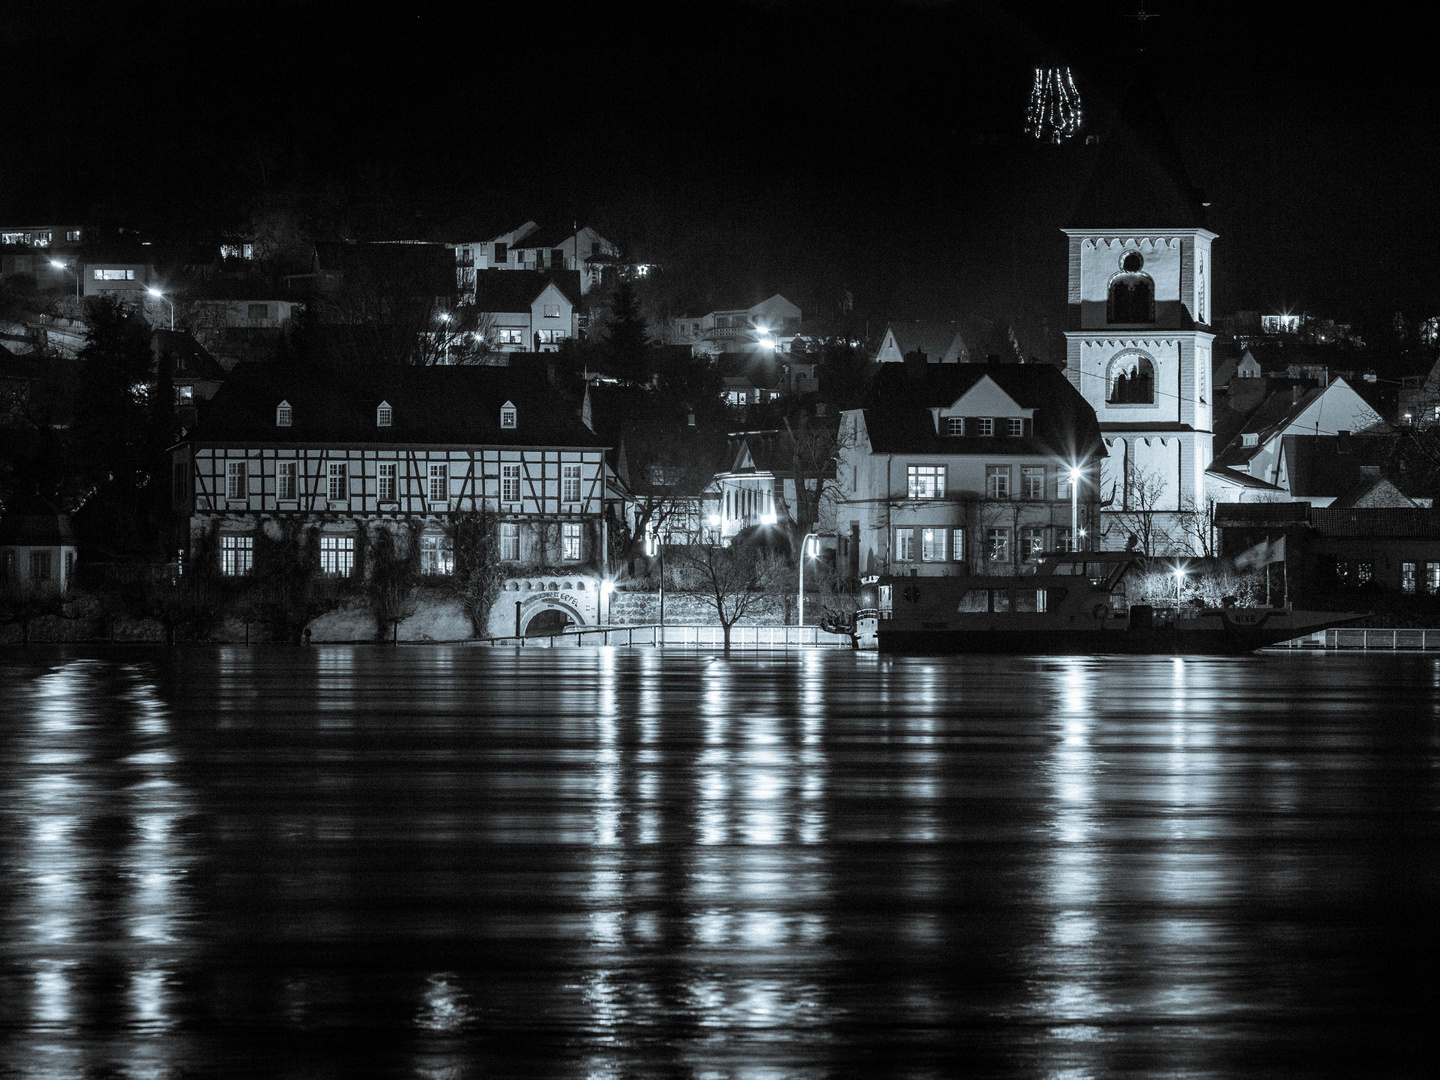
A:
[0, 647, 1437, 1077]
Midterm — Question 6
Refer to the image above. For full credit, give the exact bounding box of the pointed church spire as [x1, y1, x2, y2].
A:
[1069, 68, 1208, 230]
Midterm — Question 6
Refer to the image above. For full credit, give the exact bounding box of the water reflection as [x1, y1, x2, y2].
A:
[4, 657, 196, 1074]
[0, 647, 1435, 1077]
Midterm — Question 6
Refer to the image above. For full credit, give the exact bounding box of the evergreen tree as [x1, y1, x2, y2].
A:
[72, 297, 169, 557]
[603, 278, 653, 383]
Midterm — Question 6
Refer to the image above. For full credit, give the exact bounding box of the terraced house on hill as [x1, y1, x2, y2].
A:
[172, 364, 620, 637]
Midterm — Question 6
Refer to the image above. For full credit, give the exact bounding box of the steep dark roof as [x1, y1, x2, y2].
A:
[858, 363, 1105, 460]
[0, 498, 76, 546]
[188, 363, 602, 448]
[153, 330, 227, 382]
[1069, 70, 1208, 230]
[1280, 434, 1404, 505]
[1212, 384, 1328, 469]
[471, 270, 582, 313]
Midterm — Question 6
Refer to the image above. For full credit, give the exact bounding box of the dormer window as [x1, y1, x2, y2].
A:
[1007, 418, 1025, 437]
[1242, 432, 1259, 448]
[946, 417, 964, 436]
[276, 400, 292, 427]
[500, 401, 517, 429]
[377, 401, 392, 427]
[976, 417, 994, 437]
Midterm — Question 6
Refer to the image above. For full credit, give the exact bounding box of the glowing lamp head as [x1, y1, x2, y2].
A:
[49, 259, 65, 270]
[760, 512, 777, 526]
[1068, 465, 1082, 482]
[600, 580, 615, 597]
[438, 312, 451, 323]
[1173, 567, 1187, 582]
[707, 514, 721, 528]
[804, 535, 818, 558]
[147, 287, 163, 299]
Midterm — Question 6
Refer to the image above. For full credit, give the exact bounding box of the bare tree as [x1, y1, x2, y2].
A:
[672, 539, 786, 650]
[1106, 465, 1175, 557]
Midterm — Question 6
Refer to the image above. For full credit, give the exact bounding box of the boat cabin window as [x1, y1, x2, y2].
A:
[959, 589, 988, 612]
[992, 591, 1011, 613]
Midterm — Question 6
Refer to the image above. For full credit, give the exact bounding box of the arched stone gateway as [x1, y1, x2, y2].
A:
[524, 607, 576, 636]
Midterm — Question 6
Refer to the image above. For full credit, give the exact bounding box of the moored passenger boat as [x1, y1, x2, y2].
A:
[876, 552, 1363, 655]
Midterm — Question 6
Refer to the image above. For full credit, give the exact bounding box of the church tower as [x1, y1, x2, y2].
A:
[1063, 71, 1215, 552]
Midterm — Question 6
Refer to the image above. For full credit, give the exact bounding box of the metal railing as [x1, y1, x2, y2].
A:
[470, 623, 857, 648]
[1270, 628, 1440, 651]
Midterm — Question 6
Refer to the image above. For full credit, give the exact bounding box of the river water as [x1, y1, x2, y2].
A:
[0, 646, 1436, 1078]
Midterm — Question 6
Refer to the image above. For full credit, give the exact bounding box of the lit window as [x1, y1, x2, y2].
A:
[378, 462, 396, 502]
[277, 460, 297, 501]
[500, 522, 520, 561]
[1428, 563, 1440, 594]
[1008, 418, 1025, 437]
[976, 417, 994, 437]
[951, 528, 964, 561]
[1021, 526, 1045, 556]
[543, 304, 561, 318]
[495, 328, 525, 347]
[30, 550, 53, 582]
[276, 401, 292, 426]
[429, 463, 448, 503]
[563, 464, 582, 503]
[220, 535, 253, 576]
[562, 522, 582, 561]
[907, 465, 945, 499]
[946, 417, 964, 436]
[328, 462, 348, 501]
[987, 527, 1012, 563]
[66, 229, 81, 242]
[986, 465, 1011, 499]
[377, 402, 392, 427]
[500, 401, 517, 428]
[174, 384, 194, 405]
[421, 533, 454, 575]
[226, 460, 247, 500]
[1356, 562, 1373, 586]
[921, 528, 946, 561]
[247, 303, 269, 319]
[502, 464, 521, 503]
[1022, 466, 1045, 499]
[895, 528, 915, 562]
[1403, 562, 1417, 594]
[319, 536, 354, 576]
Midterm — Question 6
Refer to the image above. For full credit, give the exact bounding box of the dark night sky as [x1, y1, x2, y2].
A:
[5, 1, 1437, 343]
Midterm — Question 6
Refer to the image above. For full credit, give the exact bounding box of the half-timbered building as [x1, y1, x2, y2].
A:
[173, 363, 617, 636]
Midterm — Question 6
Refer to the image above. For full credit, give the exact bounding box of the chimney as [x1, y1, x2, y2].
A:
[1337, 429, 1351, 454]
[1291, 383, 1300, 405]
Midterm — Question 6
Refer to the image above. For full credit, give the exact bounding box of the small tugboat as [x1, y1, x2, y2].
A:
[876, 551, 1364, 655]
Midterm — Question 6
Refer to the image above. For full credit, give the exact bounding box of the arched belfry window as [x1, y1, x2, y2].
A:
[1107, 250, 1154, 324]
[1107, 351, 1156, 404]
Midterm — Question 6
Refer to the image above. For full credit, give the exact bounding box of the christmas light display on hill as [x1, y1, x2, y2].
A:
[1025, 67, 1083, 144]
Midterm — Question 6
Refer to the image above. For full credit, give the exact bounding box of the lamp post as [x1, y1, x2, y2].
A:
[146, 287, 174, 330]
[797, 532, 818, 633]
[1068, 464, 1084, 552]
[600, 578, 614, 627]
[49, 259, 81, 305]
[1173, 566, 1186, 602]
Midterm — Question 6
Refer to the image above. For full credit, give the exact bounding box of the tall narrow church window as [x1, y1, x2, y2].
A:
[1108, 251, 1154, 324]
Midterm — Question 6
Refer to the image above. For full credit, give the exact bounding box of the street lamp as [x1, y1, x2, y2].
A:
[600, 578, 615, 625]
[146, 287, 174, 330]
[49, 259, 81, 305]
[1067, 464, 1085, 552]
[797, 532, 818, 633]
[1173, 565, 1187, 602]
